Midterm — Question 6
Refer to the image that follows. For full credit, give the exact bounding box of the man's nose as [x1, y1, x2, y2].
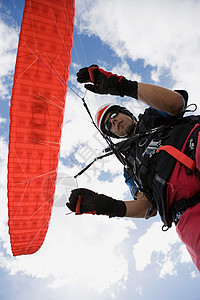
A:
[110, 118, 116, 125]
[110, 118, 118, 129]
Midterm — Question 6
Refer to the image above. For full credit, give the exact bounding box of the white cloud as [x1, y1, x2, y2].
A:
[0, 215, 136, 293]
[0, 116, 6, 125]
[159, 258, 177, 278]
[191, 271, 199, 279]
[136, 285, 143, 296]
[0, 137, 9, 245]
[75, 0, 200, 112]
[132, 222, 181, 272]
[0, 18, 19, 99]
[179, 244, 192, 264]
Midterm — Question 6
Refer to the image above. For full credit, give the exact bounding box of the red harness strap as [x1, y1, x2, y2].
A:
[158, 145, 195, 172]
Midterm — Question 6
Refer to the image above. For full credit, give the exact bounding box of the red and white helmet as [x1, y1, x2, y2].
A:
[95, 104, 112, 130]
[95, 104, 136, 138]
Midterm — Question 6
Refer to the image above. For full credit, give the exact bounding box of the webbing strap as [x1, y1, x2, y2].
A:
[158, 145, 195, 172]
[169, 194, 200, 225]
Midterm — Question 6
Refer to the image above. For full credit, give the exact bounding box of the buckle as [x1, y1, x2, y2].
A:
[142, 139, 162, 158]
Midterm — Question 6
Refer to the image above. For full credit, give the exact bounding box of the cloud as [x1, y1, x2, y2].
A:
[179, 244, 193, 264]
[159, 258, 177, 278]
[132, 221, 194, 276]
[0, 116, 6, 125]
[75, 0, 200, 112]
[136, 285, 143, 296]
[132, 222, 178, 271]
[0, 17, 19, 99]
[0, 137, 9, 250]
[0, 215, 136, 293]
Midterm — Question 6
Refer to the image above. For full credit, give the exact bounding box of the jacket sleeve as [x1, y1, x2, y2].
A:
[124, 171, 138, 198]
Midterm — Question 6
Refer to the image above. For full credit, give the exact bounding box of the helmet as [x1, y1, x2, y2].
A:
[95, 104, 136, 138]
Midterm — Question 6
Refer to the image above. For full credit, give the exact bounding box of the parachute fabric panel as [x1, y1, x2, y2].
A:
[7, 0, 75, 256]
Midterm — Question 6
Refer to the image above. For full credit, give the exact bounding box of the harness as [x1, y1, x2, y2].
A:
[76, 96, 200, 228]
[111, 109, 200, 228]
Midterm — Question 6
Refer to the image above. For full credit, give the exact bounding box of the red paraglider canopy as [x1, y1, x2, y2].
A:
[7, 0, 75, 256]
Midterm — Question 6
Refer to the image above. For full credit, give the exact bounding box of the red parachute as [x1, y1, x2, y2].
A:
[7, 0, 75, 256]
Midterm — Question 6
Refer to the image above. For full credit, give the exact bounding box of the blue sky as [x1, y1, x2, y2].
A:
[0, 0, 200, 299]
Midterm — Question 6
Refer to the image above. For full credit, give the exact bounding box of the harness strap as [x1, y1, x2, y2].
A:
[158, 145, 195, 172]
[169, 194, 200, 225]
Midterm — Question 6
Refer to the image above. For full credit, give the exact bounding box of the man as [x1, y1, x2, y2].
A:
[67, 65, 200, 271]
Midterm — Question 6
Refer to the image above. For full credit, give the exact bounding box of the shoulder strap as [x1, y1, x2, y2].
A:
[158, 145, 195, 172]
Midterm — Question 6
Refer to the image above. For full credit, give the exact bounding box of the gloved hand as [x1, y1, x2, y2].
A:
[76, 65, 138, 99]
[66, 188, 126, 217]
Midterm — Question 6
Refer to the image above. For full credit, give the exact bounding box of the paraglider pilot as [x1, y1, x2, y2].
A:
[67, 65, 200, 271]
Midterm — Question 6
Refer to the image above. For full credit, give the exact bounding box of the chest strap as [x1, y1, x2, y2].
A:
[158, 145, 195, 172]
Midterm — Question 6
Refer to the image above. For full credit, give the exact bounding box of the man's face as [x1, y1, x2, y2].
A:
[104, 111, 135, 137]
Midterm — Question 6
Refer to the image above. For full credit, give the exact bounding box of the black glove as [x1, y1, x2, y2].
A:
[76, 65, 138, 99]
[66, 188, 126, 217]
